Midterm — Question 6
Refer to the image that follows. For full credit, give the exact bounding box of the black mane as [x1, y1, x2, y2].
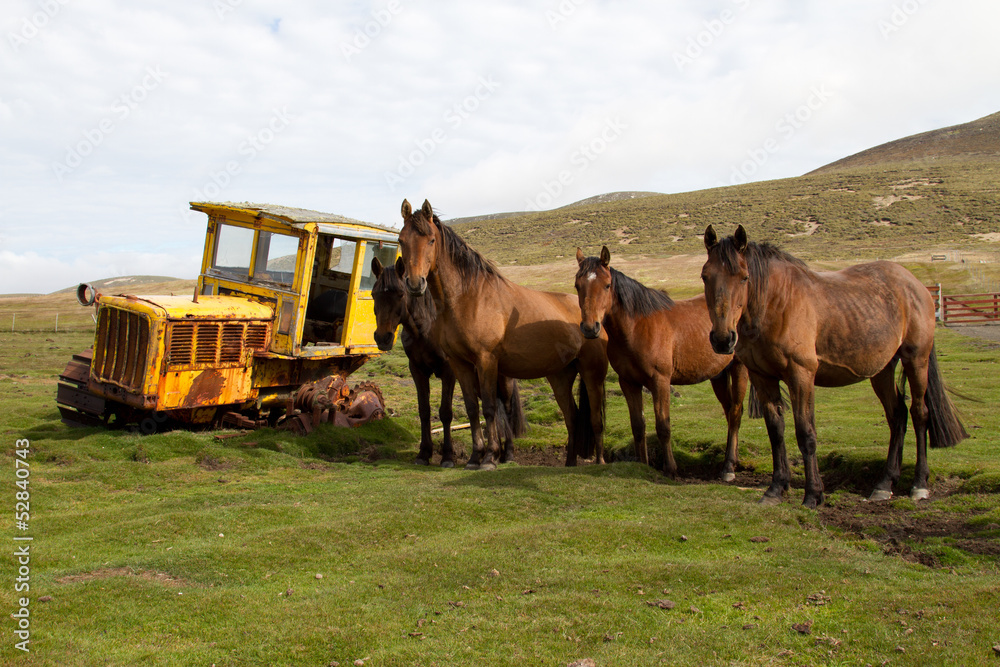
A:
[577, 256, 673, 318]
[432, 214, 506, 286]
[712, 235, 807, 332]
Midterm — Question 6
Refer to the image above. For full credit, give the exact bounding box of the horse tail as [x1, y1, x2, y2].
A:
[493, 386, 514, 444]
[575, 375, 596, 460]
[747, 384, 788, 418]
[925, 345, 969, 448]
[747, 386, 762, 419]
[507, 380, 527, 438]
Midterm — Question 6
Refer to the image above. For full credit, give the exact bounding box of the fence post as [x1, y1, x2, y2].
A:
[10, 313, 14, 332]
[936, 283, 942, 322]
[55, 313, 59, 333]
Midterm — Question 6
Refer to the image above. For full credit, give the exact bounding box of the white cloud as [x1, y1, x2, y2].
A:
[3, 0, 1000, 293]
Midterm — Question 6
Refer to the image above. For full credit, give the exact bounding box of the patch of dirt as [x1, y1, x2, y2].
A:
[56, 567, 188, 587]
[872, 194, 923, 208]
[818, 488, 1000, 567]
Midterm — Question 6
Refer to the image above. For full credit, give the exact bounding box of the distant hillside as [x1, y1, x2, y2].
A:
[51, 275, 189, 296]
[445, 191, 661, 226]
[809, 111, 1000, 174]
[447, 112, 1000, 267]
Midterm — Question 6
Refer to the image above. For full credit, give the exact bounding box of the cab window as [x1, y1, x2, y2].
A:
[254, 231, 299, 287]
[360, 242, 398, 291]
[211, 224, 255, 279]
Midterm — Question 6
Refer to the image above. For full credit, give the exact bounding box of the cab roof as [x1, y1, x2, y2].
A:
[190, 202, 399, 243]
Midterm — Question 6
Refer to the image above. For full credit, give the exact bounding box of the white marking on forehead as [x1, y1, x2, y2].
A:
[587, 272, 597, 281]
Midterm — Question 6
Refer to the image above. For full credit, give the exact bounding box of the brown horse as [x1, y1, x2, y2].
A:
[397, 199, 609, 470]
[371, 256, 525, 467]
[702, 225, 967, 507]
[575, 246, 748, 480]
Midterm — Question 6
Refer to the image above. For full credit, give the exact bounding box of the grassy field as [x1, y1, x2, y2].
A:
[2, 306, 999, 665]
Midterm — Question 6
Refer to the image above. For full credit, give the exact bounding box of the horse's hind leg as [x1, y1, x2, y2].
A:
[497, 376, 517, 464]
[710, 360, 747, 483]
[902, 355, 932, 500]
[438, 366, 457, 468]
[869, 362, 907, 501]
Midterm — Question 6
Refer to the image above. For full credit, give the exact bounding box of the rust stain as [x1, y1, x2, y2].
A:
[181, 369, 227, 408]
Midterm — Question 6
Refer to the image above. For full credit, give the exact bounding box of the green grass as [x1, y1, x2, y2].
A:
[2, 321, 1000, 665]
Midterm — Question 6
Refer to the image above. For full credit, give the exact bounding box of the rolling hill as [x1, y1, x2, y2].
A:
[451, 112, 1000, 270]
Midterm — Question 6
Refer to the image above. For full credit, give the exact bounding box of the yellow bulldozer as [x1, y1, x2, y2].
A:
[57, 202, 400, 433]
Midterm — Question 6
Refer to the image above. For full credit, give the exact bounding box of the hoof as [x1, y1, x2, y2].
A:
[868, 489, 892, 502]
[757, 494, 782, 507]
[910, 487, 930, 501]
[440, 460, 455, 469]
[720, 471, 736, 483]
[478, 462, 497, 471]
[464, 462, 481, 471]
[414, 458, 430, 466]
[802, 496, 822, 510]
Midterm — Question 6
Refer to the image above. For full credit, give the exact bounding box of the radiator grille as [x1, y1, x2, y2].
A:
[92, 307, 150, 391]
[167, 321, 270, 368]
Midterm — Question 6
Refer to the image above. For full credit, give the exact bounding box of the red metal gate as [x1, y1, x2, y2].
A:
[941, 292, 1000, 325]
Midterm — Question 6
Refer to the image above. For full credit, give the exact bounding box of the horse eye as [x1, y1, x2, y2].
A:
[604, 283, 611, 290]
[740, 276, 749, 284]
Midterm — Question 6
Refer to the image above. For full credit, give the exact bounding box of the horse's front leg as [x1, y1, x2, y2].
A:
[650, 377, 677, 477]
[438, 364, 457, 468]
[547, 368, 579, 466]
[710, 360, 747, 483]
[754, 374, 790, 505]
[620, 378, 647, 464]
[452, 361, 484, 470]
[410, 360, 434, 466]
[475, 357, 501, 471]
[788, 370, 824, 509]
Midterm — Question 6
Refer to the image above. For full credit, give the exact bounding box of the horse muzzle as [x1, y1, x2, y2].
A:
[405, 276, 427, 296]
[708, 330, 737, 355]
[580, 321, 602, 339]
[374, 331, 396, 352]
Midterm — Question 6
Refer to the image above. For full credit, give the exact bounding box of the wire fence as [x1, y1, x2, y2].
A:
[0, 311, 97, 333]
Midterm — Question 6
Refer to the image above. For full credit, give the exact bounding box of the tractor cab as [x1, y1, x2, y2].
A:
[193, 202, 400, 358]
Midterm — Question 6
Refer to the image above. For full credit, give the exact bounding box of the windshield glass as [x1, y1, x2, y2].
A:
[211, 224, 255, 280]
[255, 231, 299, 287]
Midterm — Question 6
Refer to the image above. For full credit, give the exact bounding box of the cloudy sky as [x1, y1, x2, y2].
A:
[3, 0, 999, 294]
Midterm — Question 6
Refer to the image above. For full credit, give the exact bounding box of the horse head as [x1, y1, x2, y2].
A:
[575, 246, 613, 339]
[371, 256, 406, 351]
[398, 198, 439, 296]
[702, 224, 750, 355]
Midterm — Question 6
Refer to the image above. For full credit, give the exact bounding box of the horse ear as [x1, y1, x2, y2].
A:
[401, 199, 412, 219]
[371, 256, 383, 278]
[421, 199, 433, 218]
[600, 246, 611, 267]
[704, 225, 718, 251]
[394, 256, 406, 279]
[734, 225, 749, 252]
[575, 247, 585, 265]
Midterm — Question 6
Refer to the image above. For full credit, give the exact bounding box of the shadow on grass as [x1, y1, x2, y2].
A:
[441, 460, 668, 493]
